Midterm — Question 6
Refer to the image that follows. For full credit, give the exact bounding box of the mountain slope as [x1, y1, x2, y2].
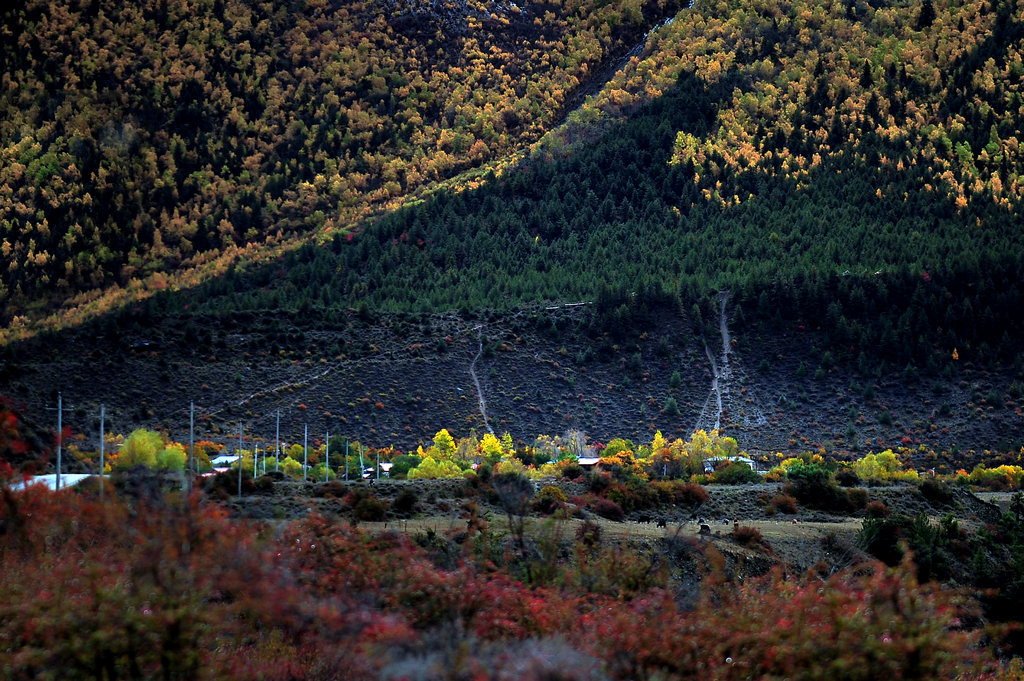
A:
[0, 0, 684, 333]
[2, 0, 1023, 456]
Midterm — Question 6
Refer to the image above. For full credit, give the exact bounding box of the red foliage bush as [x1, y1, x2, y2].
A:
[651, 480, 709, 507]
[731, 524, 766, 548]
[592, 497, 625, 521]
[0, 397, 51, 480]
[576, 555, 992, 681]
[0, 484, 1010, 681]
[866, 499, 891, 518]
[769, 493, 798, 514]
[0, 486, 335, 681]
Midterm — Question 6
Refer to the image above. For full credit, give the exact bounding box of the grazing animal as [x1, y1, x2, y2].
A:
[656, 518, 667, 528]
[699, 523, 711, 535]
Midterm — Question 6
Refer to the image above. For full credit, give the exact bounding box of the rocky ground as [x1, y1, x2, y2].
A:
[3, 306, 1022, 472]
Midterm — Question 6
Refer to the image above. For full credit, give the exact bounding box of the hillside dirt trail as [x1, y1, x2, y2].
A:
[469, 327, 494, 435]
[695, 291, 731, 433]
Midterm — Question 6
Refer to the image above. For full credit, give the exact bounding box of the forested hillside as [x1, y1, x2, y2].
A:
[3, 0, 1024, 374]
[0, 0, 682, 330]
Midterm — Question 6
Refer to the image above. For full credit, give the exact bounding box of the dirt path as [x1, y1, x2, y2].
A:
[695, 291, 731, 433]
[468, 328, 494, 435]
[705, 344, 722, 431]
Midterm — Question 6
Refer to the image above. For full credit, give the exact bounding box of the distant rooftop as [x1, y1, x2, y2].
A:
[9, 474, 97, 491]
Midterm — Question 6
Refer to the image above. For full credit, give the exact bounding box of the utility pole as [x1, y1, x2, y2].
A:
[254, 444, 259, 480]
[188, 401, 194, 490]
[237, 422, 243, 497]
[376, 449, 380, 481]
[303, 424, 308, 482]
[45, 393, 66, 491]
[99, 404, 105, 501]
[57, 393, 61, 491]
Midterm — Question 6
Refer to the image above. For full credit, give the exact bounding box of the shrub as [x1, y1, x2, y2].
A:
[603, 480, 658, 513]
[381, 636, 607, 681]
[846, 487, 869, 510]
[315, 480, 348, 498]
[785, 462, 852, 513]
[865, 500, 890, 518]
[712, 461, 761, 485]
[561, 462, 584, 480]
[834, 465, 860, 487]
[769, 493, 798, 514]
[967, 464, 1024, 491]
[391, 488, 419, 516]
[0, 490, 282, 679]
[493, 472, 535, 516]
[653, 561, 984, 680]
[859, 513, 952, 581]
[533, 485, 568, 515]
[651, 480, 708, 507]
[676, 482, 709, 506]
[0, 482, 1005, 681]
[203, 468, 255, 499]
[389, 454, 422, 479]
[919, 477, 955, 504]
[475, 462, 493, 482]
[731, 524, 766, 549]
[592, 498, 625, 521]
[116, 429, 163, 468]
[351, 493, 388, 522]
[575, 519, 602, 549]
[568, 543, 667, 598]
[588, 471, 612, 494]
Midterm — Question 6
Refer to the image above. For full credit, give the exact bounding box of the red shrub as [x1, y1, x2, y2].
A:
[0, 481, 1007, 681]
[575, 558, 990, 681]
[731, 524, 766, 548]
[652, 480, 709, 507]
[866, 500, 891, 518]
[676, 482, 709, 506]
[592, 497, 625, 521]
[770, 493, 798, 514]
